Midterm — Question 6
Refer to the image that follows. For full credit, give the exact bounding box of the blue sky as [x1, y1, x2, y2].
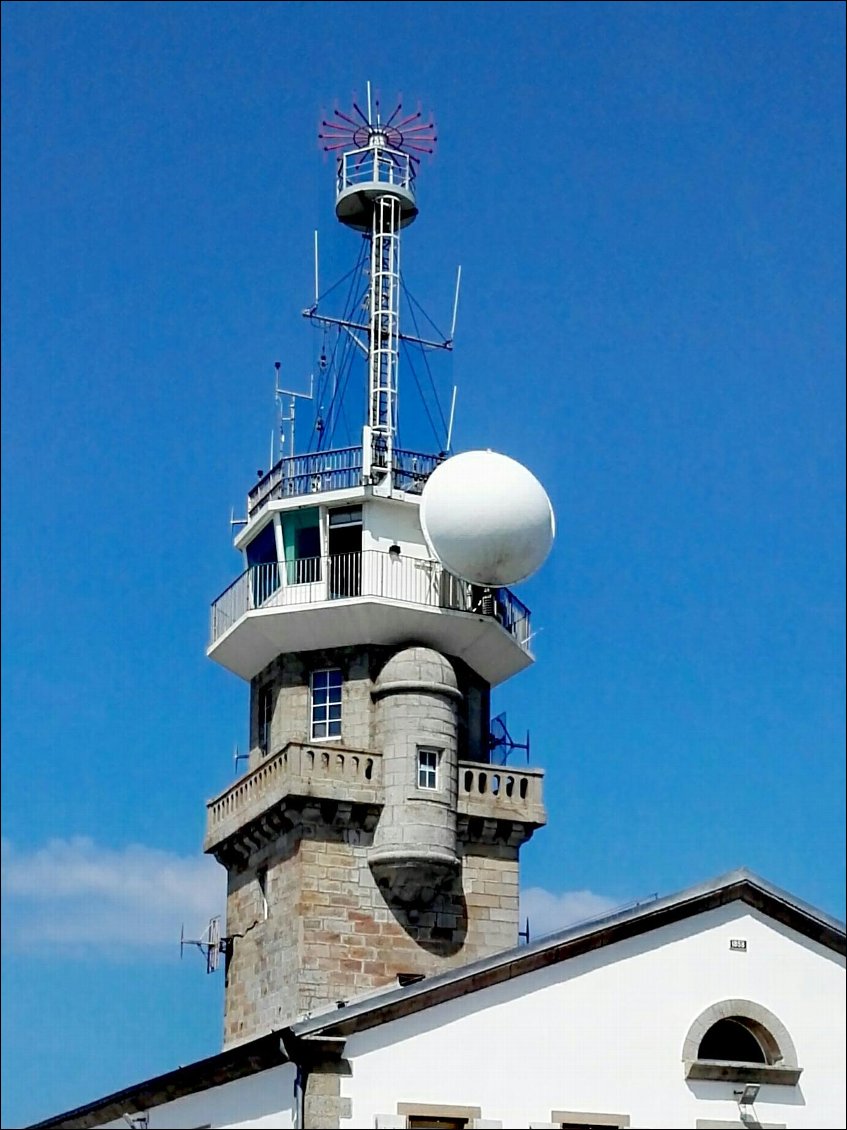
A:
[2, 1, 844, 1125]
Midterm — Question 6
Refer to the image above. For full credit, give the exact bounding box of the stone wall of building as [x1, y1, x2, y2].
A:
[249, 647, 387, 769]
[218, 642, 528, 1048]
[221, 820, 520, 1046]
[248, 646, 491, 771]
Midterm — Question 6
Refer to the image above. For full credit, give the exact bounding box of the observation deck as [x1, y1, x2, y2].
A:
[247, 445, 441, 522]
[335, 144, 418, 231]
[208, 548, 533, 687]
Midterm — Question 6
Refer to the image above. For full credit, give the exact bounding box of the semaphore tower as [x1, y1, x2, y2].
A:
[204, 90, 554, 1047]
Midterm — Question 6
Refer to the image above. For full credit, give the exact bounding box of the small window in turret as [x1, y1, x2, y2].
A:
[311, 668, 343, 739]
[418, 747, 440, 790]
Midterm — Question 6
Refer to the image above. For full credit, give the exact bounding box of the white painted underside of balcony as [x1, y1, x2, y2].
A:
[207, 597, 533, 686]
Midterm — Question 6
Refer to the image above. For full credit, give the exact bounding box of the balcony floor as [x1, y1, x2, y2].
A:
[207, 596, 533, 686]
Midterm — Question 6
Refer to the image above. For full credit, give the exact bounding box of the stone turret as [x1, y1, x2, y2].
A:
[370, 647, 462, 902]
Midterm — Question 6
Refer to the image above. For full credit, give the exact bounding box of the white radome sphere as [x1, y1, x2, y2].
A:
[420, 450, 555, 586]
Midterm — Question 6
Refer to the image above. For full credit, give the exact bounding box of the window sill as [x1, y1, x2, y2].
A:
[685, 1060, 802, 1085]
[406, 790, 452, 807]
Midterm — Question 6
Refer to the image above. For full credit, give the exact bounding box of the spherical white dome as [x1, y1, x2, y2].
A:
[420, 450, 555, 586]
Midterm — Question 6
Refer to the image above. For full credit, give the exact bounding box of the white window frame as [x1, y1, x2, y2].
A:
[310, 668, 343, 740]
[395, 1103, 484, 1129]
[550, 1114, 630, 1129]
[417, 746, 441, 790]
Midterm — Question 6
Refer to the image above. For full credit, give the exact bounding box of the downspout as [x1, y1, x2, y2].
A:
[283, 1030, 309, 1130]
[293, 1060, 307, 1130]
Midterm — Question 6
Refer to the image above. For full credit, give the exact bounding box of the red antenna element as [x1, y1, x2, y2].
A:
[318, 94, 437, 162]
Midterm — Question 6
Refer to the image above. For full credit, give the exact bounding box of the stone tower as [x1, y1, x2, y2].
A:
[204, 96, 548, 1048]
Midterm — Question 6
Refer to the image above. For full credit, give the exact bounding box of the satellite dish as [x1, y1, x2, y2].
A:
[420, 450, 555, 586]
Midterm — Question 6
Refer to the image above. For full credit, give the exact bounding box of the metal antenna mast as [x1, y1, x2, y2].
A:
[313, 86, 438, 492]
[368, 190, 402, 482]
[274, 360, 314, 459]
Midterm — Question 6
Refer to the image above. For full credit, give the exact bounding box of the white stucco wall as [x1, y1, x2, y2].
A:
[97, 1062, 295, 1130]
[362, 497, 427, 557]
[341, 903, 846, 1130]
[88, 905, 844, 1130]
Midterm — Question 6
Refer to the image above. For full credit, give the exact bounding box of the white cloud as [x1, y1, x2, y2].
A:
[2, 837, 621, 960]
[1, 836, 225, 958]
[519, 886, 620, 939]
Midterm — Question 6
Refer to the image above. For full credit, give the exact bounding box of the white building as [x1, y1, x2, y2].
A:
[33, 869, 846, 1130]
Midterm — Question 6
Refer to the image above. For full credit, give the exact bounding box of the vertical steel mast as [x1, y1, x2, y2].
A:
[318, 88, 437, 491]
[368, 191, 401, 484]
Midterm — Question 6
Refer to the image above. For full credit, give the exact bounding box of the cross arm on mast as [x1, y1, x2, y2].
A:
[302, 309, 369, 357]
[303, 308, 452, 353]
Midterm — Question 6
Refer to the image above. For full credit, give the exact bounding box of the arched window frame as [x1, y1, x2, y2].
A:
[682, 999, 802, 1085]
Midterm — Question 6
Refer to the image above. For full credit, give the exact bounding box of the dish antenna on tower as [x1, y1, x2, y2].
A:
[421, 450, 555, 587]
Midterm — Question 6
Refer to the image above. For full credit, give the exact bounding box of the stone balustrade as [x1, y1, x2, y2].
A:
[457, 762, 546, 830]
[205, 745, 545, 857]
[205, 742, 382, 854]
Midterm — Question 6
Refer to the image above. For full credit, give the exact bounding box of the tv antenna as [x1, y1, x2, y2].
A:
[234, 743, 248, 772]
[488, 712, 530, 765]
[306, 84, 457, 489]
[274, 360, 314, 460]
[180, 915, 230, 974]
[518, 917, 531, 944]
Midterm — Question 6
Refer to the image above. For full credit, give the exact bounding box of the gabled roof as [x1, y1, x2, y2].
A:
[291, 867, 845, 1041]
[30, 868, 845, 1130]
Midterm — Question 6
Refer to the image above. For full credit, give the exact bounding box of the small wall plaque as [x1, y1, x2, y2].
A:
[730, 938, 747, 951]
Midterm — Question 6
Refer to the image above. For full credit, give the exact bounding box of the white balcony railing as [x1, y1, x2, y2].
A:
[337, 146, 415, 195]
[210, 550, 531, 653]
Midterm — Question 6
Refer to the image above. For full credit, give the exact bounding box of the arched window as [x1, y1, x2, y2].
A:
[682, 999, 802, 1085]
[698, 1018, 769, 1064]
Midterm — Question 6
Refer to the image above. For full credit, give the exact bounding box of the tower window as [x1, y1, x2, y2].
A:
[257, 866, 269, 920]
[257, 685, 274, 755]
[310, 669, 342, 739]
[418, 747, 440, 790]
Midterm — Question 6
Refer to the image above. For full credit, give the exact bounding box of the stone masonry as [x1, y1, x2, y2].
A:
[208, 643, 545, 1048]
[248, 645, 490, 771]
[221, 825, 522, 1046]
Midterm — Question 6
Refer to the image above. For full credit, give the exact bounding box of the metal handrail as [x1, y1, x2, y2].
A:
[246, 445, 443, 517]
[210, 549, 532, 653]
[248, 446, 363, 517]
[337, 146, 415, 194]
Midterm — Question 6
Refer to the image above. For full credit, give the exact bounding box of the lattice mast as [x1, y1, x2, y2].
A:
[319, 85, 436, 490]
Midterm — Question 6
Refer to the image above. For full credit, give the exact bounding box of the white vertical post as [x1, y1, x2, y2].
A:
[313, 230, 320, 306]
[367, 176, 402, 487]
